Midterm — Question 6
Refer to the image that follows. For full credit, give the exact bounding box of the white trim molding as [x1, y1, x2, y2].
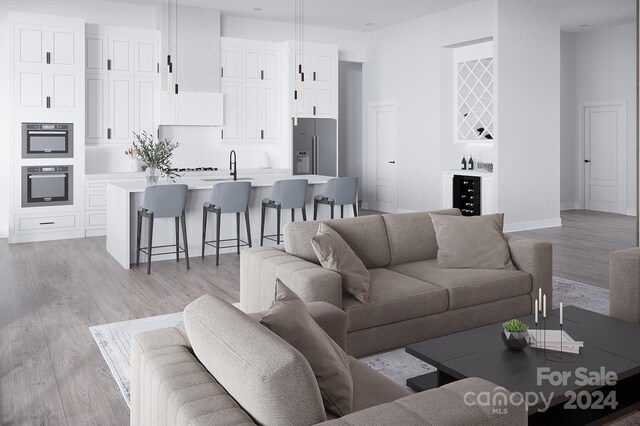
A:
[504, 218, 563, 233]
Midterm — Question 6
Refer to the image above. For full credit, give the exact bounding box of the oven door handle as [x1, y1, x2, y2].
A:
[27, 131, 67, 135]
[28, 174, 67, 179]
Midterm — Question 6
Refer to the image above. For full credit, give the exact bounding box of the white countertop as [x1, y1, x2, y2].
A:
[86, 168, 290, 180]
[108, 173, 333, 193]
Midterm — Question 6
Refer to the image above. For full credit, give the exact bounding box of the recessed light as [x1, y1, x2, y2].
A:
[253, 7, 263, 11]
[365, 22, 374, 26]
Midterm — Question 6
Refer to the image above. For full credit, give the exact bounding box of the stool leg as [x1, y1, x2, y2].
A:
[276, 205, 281, 245]
[215, 210, 221, 266]
[341, 205, 344, 218]
[291, 209, 295, 223]
[202, 207, 207, 259]
[313, 199, 318, 220]
[175, 217, 180, 263]
[260, 204, 266, 246]
[136, 210, 142, 266]
[245, 209, 252, 248]
[147, 213, 154, 275]
[330, 201, 335, 219]
[236, 212, 241, 255]
[353, 203, 358, 217]
[181, 211, 190, 270]
[302, 205, 307, 221]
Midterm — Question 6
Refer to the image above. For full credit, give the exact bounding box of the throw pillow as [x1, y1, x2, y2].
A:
[310, 223, 370, 303]
[429, 213, 516, 270]
[260, 280, 354, 417]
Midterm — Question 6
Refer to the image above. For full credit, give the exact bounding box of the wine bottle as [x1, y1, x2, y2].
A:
[461, 155, 467, 170]
[469, 155, 474, 170]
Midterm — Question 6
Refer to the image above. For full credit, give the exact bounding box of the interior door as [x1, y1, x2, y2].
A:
[370, 102, 398, 213]
[583, 104, 626, 214]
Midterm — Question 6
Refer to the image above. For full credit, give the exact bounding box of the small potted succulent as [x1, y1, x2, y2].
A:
[132, 131, 179, 184]
[501, 319, 530, 351]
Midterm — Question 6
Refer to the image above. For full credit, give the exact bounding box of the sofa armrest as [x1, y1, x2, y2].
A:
[319, 378, 526, 426]
[506, 235, 553, 310]
[610, 248, 640, 324]
[130, 327, 255, 426]
[241, 247, 343, 312]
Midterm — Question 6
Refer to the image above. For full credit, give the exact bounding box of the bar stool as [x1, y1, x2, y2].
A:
[136, 184, 189, 275]
[314, 177, 359, 220]
[202, 181, 252, 266]
[261, 179, 308, 246]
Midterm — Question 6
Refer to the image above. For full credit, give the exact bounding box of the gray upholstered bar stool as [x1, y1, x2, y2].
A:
[136, 184, 189, 275]
[260, 179, 308, 246]
[202, 181, 252, 266]
[313, 177, 359, 219]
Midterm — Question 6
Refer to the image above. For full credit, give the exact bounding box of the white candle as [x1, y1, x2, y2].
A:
[535, 299, 539, 323]
[539, 288, 542, 310]
[560, 302, 563, 325]
[543, 295, 547, 318]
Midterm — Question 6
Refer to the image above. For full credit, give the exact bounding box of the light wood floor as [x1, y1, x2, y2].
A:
[512, 210, 637, 288]
[0, 208, 636, 424]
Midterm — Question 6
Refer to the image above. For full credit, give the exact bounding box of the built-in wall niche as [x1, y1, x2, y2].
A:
[454, 41, 494, 143]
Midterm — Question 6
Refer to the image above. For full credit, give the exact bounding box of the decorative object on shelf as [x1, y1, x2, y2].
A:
[132, 131, 180, 184]
[125, 147, 141, 172]
[468, 155, 474, 170]
[477, 162, 493, 173]
[501, 318, 529, 351]
[292, 0, 305, 126]
[461, 155, 467, 170]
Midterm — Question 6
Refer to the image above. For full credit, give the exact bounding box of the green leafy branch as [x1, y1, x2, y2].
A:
[132, 131, 180, 181]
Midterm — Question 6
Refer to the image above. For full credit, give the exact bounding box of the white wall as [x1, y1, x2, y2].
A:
[560, 31, 578, 210]
[495, 0, 561, 231]
[0, 0, 157, 238]
[338, 61, 363, 196]
[561, 23, 637, 215]
[221, 15, 368, 63]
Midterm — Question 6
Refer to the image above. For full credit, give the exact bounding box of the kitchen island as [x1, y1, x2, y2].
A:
[106, 173, 341, 269]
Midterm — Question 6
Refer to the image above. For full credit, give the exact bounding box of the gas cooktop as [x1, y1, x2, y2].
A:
[169, 167, 218, 173]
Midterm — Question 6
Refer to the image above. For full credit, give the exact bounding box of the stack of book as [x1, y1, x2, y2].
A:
[527, 330, 584, 354]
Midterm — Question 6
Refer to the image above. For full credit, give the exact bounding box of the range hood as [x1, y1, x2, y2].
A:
[158, 4, 222, 126]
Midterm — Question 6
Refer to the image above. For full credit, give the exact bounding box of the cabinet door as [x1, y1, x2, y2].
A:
[14, 24, 46, 67]
[50, 70, 78, 110]
[109, 75, 134, 144]
[15, 69, 46, 111]
[135, 38, 158, 76]
[242, 48, 261, 82]
[86, 33, 108, 72]
[134, 77, 158, 136]
[86, 74, 109, 144]
[242, 84, 261, 142]
[221, 81, 241, 142]
[262, 85, 279, 142]
[49, 27, 78, 69]
[109, 36, 134, 75]
[314, 52, 334, 83]
[262, 50, 279, 82]
[314, 85, 334, 118]
[221, 45, 241, 81]
[293, 85, 315, 118]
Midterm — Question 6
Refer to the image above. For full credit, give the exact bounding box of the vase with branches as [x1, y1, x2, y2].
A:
[132, 131, 180, 184]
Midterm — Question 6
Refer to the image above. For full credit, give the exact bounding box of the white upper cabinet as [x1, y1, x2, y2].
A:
[15, 24, 46, 67]
[242, 49, 261, 82]
[289, 44, 338, 119]
[135, 39, 159, 76]
[221, 45, 241, 81]
[108, 36, 134, 75]
[86, 33, 108, 72]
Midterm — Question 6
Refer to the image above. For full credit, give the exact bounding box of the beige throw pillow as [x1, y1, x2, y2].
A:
[429, 213, 516, 270]
[310, 223, 370, 303]
[260, 280, 354, 417]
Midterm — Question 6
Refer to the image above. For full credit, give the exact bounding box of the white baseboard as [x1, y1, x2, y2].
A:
[561, 203, 579, 211]
[396, 208, 417, 214]
[504, 218, 562, 233]
[626, 208, 637, 216]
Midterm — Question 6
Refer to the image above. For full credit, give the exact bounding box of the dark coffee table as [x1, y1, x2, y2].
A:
[405, 306, 640, 425]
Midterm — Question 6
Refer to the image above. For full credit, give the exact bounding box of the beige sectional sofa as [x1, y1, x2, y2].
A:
[130, 294, 526, 426]
[241, 209, 553, 356]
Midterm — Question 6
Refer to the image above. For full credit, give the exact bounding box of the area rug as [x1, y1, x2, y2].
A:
[90, 277, 609, 407]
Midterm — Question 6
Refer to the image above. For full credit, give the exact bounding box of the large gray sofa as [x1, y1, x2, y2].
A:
[610, 247, 640, 324]
[130, 294, 526, 426]
[241, 209, 553, 356]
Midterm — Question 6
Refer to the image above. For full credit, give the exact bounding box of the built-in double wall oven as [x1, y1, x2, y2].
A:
[22, 122, 74, 158]
[22, 166, 74, 207]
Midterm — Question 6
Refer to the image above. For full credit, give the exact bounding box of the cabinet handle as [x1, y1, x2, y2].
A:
[261, 130, 264, 140]
[388, 161, 395, 164]
[313, 106, 316, 116]
[313, 71, 316, 81]
[221, 67, 224, 77]
[46, 96, 51, 108]
[39, 221, 55, 225]
[107, 59, 112, 70]
[107, 128, 112, 139]
[261, 70, 264, 80]
[157, 63, 160, 74]
[221, 129, 224, 140]
[46, 52, 51, 64]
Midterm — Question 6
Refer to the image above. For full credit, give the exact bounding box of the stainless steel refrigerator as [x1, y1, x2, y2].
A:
[292, 118, 337, 176]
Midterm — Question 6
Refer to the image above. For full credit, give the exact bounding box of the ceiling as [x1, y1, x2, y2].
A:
[107, 0, 636, 33]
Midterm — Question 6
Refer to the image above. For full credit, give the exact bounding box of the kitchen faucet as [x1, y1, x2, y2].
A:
[230, 150, 237, 181]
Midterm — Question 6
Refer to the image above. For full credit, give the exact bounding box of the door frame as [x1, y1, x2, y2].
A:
[368, 100, 398, 213]
[577, 101, 628, 214]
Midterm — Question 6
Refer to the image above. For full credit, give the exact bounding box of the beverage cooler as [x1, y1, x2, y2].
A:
[453, 175, 481, 216]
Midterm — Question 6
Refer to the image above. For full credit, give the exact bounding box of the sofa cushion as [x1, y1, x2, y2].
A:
[382, 209, 461, 266]
[284, 215, 391, 269]
[184, 295, 327, 426]
[342, 268, 449, 332]
[261, 280, 354, 417]
[389, 259, 532, 310]
[311, 223, 370, 302]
